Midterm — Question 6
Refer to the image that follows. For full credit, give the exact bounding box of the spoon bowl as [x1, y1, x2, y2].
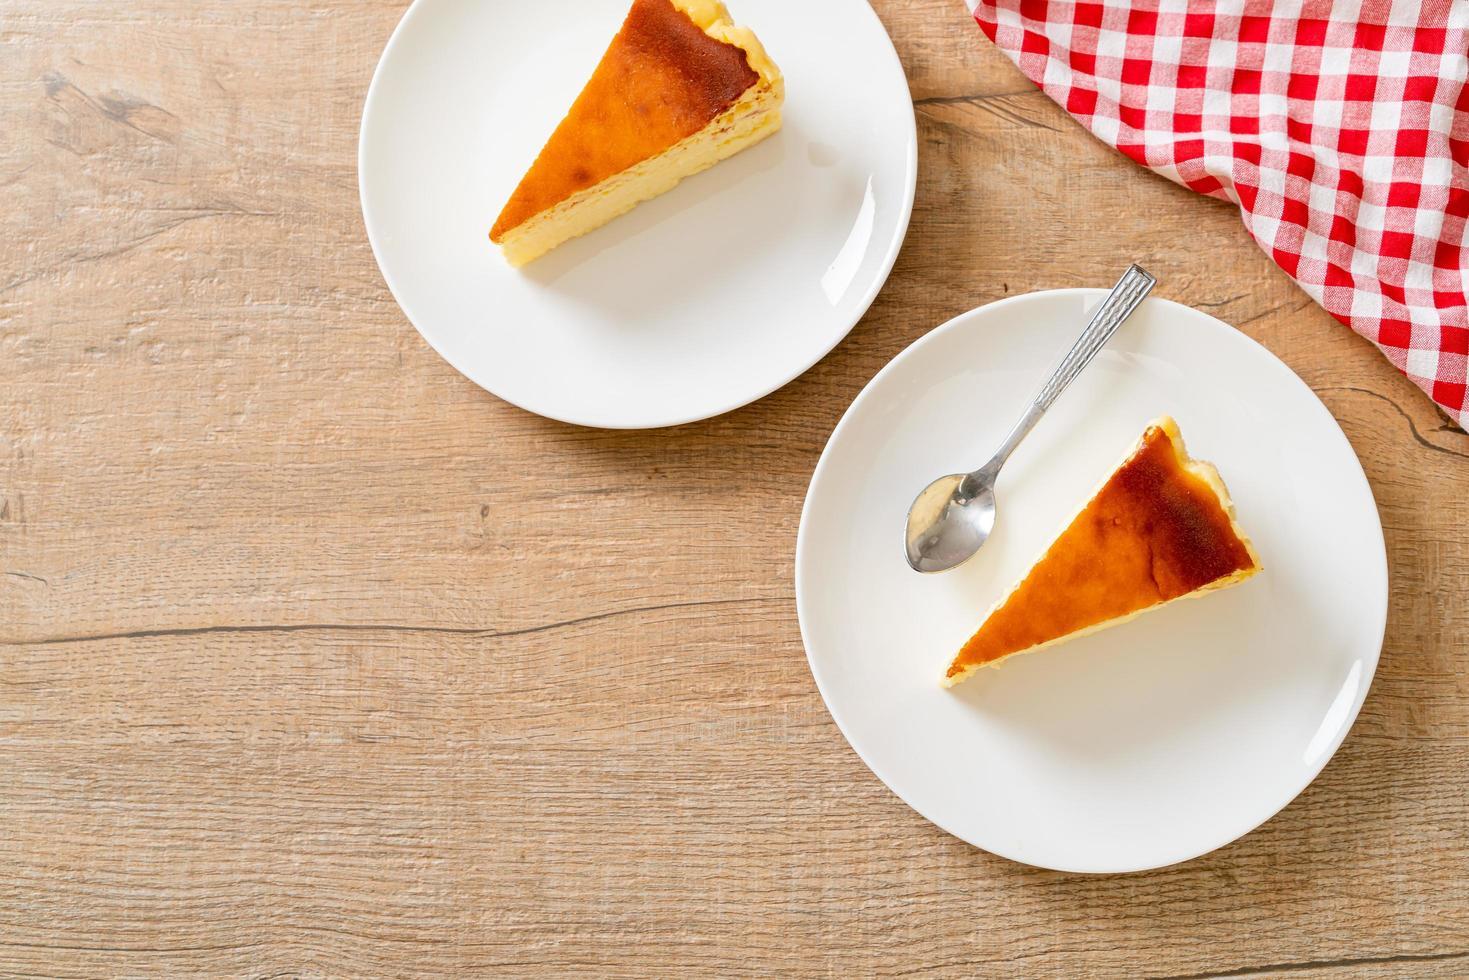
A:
[905, 472, 997, 573]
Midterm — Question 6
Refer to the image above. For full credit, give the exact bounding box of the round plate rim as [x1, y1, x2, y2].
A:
[794, 288, 1389, 873]
[357, 0, 920, 430]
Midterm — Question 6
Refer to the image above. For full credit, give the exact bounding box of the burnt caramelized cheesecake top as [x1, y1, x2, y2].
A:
[946, 421, 1259, 682]
[490, 0, 761, 241]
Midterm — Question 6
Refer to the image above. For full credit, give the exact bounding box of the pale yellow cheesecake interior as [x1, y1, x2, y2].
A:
[499, 84, 783, 267]
[495, 0, 784, 267]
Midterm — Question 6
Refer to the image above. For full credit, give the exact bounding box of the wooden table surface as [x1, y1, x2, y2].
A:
[4, 1, 1467, 976]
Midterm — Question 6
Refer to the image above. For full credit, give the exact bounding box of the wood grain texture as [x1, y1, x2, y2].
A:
[2, 0, 1467, 976]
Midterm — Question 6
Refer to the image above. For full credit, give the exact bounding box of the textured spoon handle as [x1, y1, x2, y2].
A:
[987, 264, 1156, 471]
[1035, 264, 1156, 413]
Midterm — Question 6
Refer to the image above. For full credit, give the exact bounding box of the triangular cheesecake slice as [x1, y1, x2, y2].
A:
[490, 0, 784, 266]
[944, 417, 1262, 688]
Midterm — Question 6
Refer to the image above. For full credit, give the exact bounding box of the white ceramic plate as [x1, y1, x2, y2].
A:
[360, 0, 917, 429]
[796, 290, 1388, 873]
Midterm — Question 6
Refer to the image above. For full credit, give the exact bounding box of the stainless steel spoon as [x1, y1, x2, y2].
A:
[903, 265, 1157, 574]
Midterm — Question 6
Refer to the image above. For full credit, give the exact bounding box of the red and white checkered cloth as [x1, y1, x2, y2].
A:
[968, 0, 1469, 428]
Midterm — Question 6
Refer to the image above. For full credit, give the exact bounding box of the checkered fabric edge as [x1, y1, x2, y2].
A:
[968, 0, 1469, 428]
